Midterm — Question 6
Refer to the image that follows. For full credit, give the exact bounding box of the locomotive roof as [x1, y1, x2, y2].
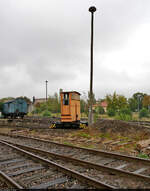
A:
[60, 91, 81, 95]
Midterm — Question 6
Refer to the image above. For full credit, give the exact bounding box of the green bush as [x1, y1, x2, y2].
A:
[94, 113, 99, 123]
[115, 113, 132, 121]
[42, 110, 51, 117]
[116, 108, 132, 121]
[115, 107, 132, 121]
[27, 112, 33, 116]
[95, 106, 105, 114]
[107, 108, 116, 117]
[137, 153, 149, 159]
[139, 108, 149, 118]
[119, 108, 132, 115]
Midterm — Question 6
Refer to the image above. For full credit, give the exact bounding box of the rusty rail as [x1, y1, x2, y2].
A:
[0, 170, 23, 189]
[2, 139, 150, 183]
[0, 140, 114, 189]
[2, 133, 150, 166]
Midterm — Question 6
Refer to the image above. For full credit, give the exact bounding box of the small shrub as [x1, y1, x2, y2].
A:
[94, 113, 99, 123]
[116, 108, 132, 121]
[42, 110, 51, 117]
[119, 108, 132, 115]
[99, 133, 111, 139]
[27, 112, 32, 116]
[63, 142, 74, 146]
[115, 113, 132, 121]
[78, 132, 91, 139]
[137, 153, 149, 159]
[85, 145, 95, 149]
[107, 108, 116, 117]
[139, 108, 149, 118]
[95, 106, 105, 114]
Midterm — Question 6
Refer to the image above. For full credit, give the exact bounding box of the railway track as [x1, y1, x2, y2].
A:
[0, 117, 87, 129]
[0, 139, 114, 189]
[128, 120, 150, 127]
[1, 116, 150, 130]
[1, 134, 150, 188]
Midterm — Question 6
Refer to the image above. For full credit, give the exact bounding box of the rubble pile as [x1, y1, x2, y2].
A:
[91, 119, 150, 136]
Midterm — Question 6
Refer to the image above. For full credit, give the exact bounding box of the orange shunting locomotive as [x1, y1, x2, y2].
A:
[61, 91, 80, 123]
[51, 91, 87, 128]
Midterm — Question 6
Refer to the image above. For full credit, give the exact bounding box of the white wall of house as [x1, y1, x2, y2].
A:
[27, 104, 34, 113]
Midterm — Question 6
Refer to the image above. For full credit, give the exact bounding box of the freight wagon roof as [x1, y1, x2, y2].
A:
[60, 91, 81, 95]
[3, 99, 15, 104]
[3, 98, 26, 104]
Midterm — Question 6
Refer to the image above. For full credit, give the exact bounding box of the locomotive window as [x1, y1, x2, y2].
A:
[63, 93, 69, 105]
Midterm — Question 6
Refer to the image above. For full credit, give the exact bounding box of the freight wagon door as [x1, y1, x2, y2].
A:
[62, 93, 70, 115]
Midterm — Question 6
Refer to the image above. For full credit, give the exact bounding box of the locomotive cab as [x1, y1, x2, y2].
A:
[60, 91, 80, 123]
[50, 91, 87, 128]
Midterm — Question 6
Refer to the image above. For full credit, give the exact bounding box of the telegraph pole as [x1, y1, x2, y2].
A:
[45, 80, 48, 101]
[88, 6, 96, 126]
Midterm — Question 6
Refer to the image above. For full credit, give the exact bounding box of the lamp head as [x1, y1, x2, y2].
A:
[89, 6, 96, 13]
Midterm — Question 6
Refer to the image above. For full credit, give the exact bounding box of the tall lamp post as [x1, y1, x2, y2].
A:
[45, 80, 48, 101]
[88, 6, 96, 126]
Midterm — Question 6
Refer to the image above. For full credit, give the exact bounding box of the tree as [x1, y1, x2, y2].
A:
[128, 92, 147, 112]
[128, 98, 137, 112]
[33, 92, 60, 114]
[117, 95, 128, 110]
[42, 110, 51, 117]
[139, 108, 149, 118]
[107, 108, 116, 116]
[0, 97, 14, 102]
[87, 91, 96, 107]
[143, 95, 150, 109]
[116, 107, 132, 121]
[106, 92, 128, 113]
[133, 92, 146, 110]
[95, 106, 105, 114]
[16, 96, 31, 103]
[80, 99, 88, 113]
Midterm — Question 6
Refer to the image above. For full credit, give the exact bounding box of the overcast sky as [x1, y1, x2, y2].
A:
[0, 0, 150, 100]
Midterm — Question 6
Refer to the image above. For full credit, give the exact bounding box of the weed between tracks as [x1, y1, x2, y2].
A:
[137, 153, 149, 159]
[1, 118, 150, 158]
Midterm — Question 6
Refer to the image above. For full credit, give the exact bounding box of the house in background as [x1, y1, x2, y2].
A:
[33, 98, 46, 105]
[92, 100, 108, 112]
[100, 100, 108, 112]
[27, 97, 47, 113]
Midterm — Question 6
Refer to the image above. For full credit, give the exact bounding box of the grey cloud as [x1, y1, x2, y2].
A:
[0, 0, 150, 99]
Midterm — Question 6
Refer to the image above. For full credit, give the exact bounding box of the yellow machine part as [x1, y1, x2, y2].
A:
[80, 123, 87, 129]
[49, 122, 87, 129]
[49, 124, 56, 129]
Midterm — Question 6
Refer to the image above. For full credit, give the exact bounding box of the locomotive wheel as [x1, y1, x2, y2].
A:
[49, 124, 56, 129]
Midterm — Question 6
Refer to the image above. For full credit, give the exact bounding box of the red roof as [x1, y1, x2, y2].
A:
[100, 101, 107, 107]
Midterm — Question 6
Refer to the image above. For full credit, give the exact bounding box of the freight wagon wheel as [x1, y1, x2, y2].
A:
[21, 115, 24, 119]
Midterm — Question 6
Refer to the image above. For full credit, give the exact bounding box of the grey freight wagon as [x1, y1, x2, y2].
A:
[2, 98, 28, 118]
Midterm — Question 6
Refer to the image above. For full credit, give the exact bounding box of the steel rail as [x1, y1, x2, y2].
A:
[2, 133, 150, 166]
[2, 139, 150, 183]
[0, 140, 115, 189]
[0, 170, 23, 189]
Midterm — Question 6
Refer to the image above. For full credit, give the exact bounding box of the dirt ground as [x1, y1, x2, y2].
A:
[1, 119, 150, 158]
